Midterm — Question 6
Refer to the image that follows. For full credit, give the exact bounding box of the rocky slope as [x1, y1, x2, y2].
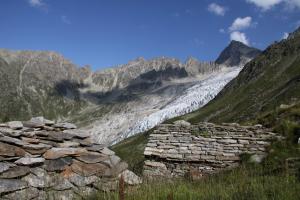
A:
[216, 40, 261, 67]
[180, 28, 300, 124]
[0, 42, 260, 145]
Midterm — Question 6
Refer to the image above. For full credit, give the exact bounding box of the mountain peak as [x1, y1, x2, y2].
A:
[215, 40, 261, 67]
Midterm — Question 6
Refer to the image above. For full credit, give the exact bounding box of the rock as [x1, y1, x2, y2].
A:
[76, 152, 109, 164]
[43, 147, 88, 159]
[119, 170, 142, 185]
[0, 136, 29, 146]
[249, 154, 266, 163]
[7, 121, 23, 130]
[44, 119, 55, 126]
[2, 187, 39, 200]
[0, 166, 30, 178]
[53, 123, 77, 129]
[100, 147, 115, 156]
[21, 137, 40, 144]
[68, 172, 99, 187]
[86, 144, 105, 152]
[0, 127, 21, 137]
[63, 129, 90, 138]
[23, 143, 52, 154]
[74, 186, 98, 198]
[52, 178, 74, 191]
[15, 157, 45, 165]
[0, 162, 16, 173]
[22, 172, 54, 188]
[23, 121, 44, 129]
[109, 155, 121, 166]
[0, 179, 28, 194]
[93, 178, 118, 192]
[0, 142, 26, 157]
[108, 161, 128, 177]
[173, 120, 191, 126]
[43, 157, 73, 172]
[58, 141, 80, 148]
[71, 160, 109, 177]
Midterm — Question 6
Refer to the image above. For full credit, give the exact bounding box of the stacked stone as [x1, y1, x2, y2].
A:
[0, 117, 141, 200]
[143, 121, 278, 178]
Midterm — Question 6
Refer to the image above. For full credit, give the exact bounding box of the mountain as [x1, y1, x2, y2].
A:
[0, 42, 257, 144]
[180, 28, 300, 124]
[216, 40, 261, 67]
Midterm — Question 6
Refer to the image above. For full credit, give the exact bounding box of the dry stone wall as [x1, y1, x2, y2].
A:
[0, 117, 141, 200]
[143, 121, 278, 179]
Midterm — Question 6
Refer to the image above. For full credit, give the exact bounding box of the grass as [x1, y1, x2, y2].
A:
[89, 164, 300, 200]
[111, 129, 152, 175]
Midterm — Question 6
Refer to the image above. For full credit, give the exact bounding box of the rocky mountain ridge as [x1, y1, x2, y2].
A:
[0, 42, 261, 145]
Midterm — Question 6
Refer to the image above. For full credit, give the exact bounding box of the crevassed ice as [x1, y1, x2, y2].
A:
[113, 67, 242, 144]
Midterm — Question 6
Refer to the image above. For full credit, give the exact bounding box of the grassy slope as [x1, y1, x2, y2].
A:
[177, 36, 300, 124]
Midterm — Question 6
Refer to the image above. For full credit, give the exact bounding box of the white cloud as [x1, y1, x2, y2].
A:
[229, 17, 252, 31]
[282, 32, 289, 39]
[246, 0, 300, 10]
[230, 31, 250, 45]
[208, 3, 227, 16]
[61, 16, 71, 25]
[28, 0, 44, 7]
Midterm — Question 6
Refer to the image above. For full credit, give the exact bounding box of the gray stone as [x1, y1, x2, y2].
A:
[58, 141, 80, 148]
[43, 157, 73, 171]
[119, 170, 142, 185]
[76, 152, 109, 164]
[7, 121, 23, 130]
[22, 173, 54, 188]
[71, 160, 109, 177]
[0, 166, 30, 178]
[2, 187, 39, 200]
[0, 162, 15, 173]
[100, 147, 115, 156]
[52, 178, 74, 191]
[249, 154, 266, 163]
[68, 172, 99, 187]
[86, 144, 105, 152]
[46, 189, 78, 200]
[0, 179, 28, 194]
[23, 121, 44, 129]
[173, 120, 191, 126]
[15, 157, 45, 165]
[0, 136, 29, 146]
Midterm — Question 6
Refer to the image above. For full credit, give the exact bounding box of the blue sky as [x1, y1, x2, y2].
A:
[1, 0, 300, 70]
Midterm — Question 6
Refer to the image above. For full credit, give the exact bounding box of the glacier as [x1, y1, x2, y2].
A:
[109, 66, 242, 144]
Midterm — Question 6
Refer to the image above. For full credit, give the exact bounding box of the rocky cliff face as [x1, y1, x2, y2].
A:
[0, 41, 258, 145]
[215, 40, 261, 67]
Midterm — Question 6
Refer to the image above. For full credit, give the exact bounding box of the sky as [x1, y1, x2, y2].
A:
[0, 0, 300, 70]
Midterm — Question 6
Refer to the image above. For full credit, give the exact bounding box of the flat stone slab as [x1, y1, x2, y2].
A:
[58, 141, 80, 148]
[71, 160, 109, 177]
[100, 147, 115, 156]
[43, 157, 73, 171]
[15, 157, 45, 165]
[2, 186, 39, 200]
[68, 172, 99, 187]
[7, 121, 23, 130]
[119, 169, 142, 185]
[0, 142, 26, 157]
[0, 136, 29, 146]
[76, 152, 109, 164]
[43, 148, 88, 159]
[0, 166, 30, 178]
[0, 179, 28, 194]
[0, 162, 16, 173]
